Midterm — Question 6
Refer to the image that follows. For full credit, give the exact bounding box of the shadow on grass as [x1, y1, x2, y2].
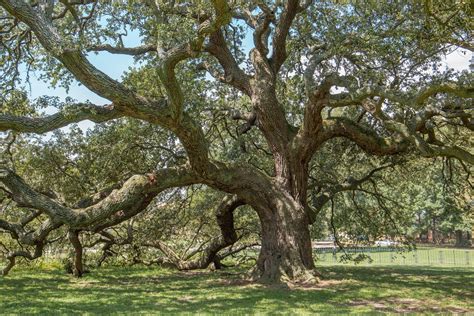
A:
[0, 265, 472, 314]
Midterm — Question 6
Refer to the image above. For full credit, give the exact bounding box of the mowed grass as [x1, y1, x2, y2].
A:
[0, 264, 473, 314]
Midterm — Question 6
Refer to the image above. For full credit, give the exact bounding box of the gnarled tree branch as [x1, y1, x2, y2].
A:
[86, 44, 157, 56]
[270, 0, 299, 73]
[0, 166, 200, 229]
[0, 103, 121, 134]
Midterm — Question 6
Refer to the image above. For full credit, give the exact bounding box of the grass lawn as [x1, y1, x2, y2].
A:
[0, 264, 472, 314]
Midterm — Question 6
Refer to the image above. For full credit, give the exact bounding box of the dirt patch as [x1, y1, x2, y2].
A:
[71, 279, 101, 287]
[177, 270, 211, 277]
[211, 276, 349, 290]
[289, 279, 348, 290]
[176, 295, 195, 303]
[214, 278, 256, 287]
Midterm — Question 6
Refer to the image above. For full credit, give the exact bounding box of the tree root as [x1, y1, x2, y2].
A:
[247, 264, 321, 287]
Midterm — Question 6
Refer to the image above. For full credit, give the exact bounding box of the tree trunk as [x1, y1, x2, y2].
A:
[68, 230, 84, 277]
[455, 230, 472, 248]
[250, 192, 317, 284]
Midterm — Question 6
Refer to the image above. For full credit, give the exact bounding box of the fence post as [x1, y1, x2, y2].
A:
[453, 249, 456, 265]
[466, 251, 470, 266]
[427, 250, 431, 265]
[439, 250, 443, 265]
[414, 251, 418, 264]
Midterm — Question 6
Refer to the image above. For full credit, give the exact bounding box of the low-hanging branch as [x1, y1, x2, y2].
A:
[141, 195, 246, 270]
[308, 163, 397, 223]
[0, 166, 200, 229]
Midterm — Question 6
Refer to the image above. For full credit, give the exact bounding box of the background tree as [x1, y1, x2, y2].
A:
[406, 160, 473, 246]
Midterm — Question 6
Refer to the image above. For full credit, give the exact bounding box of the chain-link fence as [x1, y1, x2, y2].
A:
[315, 247, 474, 267]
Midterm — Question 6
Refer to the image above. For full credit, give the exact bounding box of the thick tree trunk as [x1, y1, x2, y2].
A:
[250, 192, 317, 284]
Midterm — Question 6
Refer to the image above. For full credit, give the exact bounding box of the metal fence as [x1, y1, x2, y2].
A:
[314, 247, 474, 267]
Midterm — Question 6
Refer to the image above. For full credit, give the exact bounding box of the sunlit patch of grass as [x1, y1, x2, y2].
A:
[0, 265, 472, 314]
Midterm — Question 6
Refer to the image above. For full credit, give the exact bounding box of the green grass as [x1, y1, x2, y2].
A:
[1, 264, 473, 314]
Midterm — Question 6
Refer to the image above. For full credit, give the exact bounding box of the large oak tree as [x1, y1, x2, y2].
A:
[0, 1, 472, 283]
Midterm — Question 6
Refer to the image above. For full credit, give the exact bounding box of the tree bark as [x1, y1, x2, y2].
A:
[249, 188, 317, 284]
[68, 230, 84, 277]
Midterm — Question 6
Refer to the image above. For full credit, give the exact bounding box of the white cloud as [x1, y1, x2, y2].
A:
[442, 49, 471, 72]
